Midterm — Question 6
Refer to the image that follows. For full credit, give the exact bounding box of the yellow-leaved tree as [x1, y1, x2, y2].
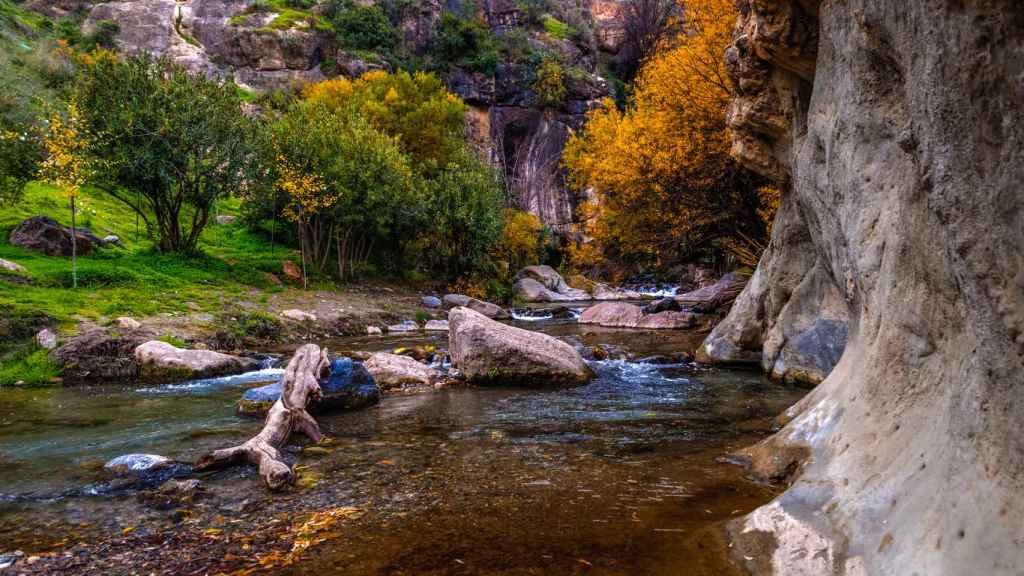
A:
[563, 0, 777, 274]
[40, 97, 92, 288]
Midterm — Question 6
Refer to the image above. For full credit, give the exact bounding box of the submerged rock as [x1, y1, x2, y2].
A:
[238, 357, 379, 416]
[449, 307, 593, 387]
[104, 453, 173, 477]
[363, 353, 441, 390]
[135, 341, 258, 382]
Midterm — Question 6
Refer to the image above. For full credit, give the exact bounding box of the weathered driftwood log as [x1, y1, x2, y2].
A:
[195, 344, 329, 490]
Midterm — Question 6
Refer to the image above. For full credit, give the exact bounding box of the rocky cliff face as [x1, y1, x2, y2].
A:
[707, 1, 1024, 574]
[75, 0, 621, 234]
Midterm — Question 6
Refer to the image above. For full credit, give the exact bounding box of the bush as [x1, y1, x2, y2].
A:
[532, 57, 566, 107]
[542, 15, 572, 40]
[493, 209, 545, 275]
[0, 116, 42, 206]
[331, 4, 396, 51]
[432, 13, 499, 74]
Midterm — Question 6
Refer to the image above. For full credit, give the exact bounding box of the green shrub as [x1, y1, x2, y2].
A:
[532, 57, 566, 107]
[432, 13, 499, 74]
[541, 15, 572, 40]
[332, 4, 396, 51]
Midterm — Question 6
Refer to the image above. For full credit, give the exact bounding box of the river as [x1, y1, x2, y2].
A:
[0, 315, 805, 574]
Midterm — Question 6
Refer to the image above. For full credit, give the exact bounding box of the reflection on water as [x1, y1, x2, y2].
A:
[0, 320, 805, 575]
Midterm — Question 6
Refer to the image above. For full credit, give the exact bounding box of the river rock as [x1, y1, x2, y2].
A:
[102, 234, 125, 248]
[103, 454, 173, 477]
[442, 294, 509, 319]
[424, 319, 449, 331]
[579, 302, 704, 330]
[366, 326, 382, 335]
[281, 309, 317, 323]
[35, 328, 57, 350]
[388, 320, 419, 333]
[421, 296, 442, 308]
[591, 283, 643, 300]
[8, 215, 107, 257]
[643, 297, 682, 314]
[579, 302, 642, 327]
[238, 357, 379, 415]
[0, 258, 27, 275]
[363, 352, 440, 390]
[676, 271, 747, 311]
[135, 340, 258, 382]
[51, 328, 153, 382]
[449, 307, 594, 387]
[514, 266, 590, 302]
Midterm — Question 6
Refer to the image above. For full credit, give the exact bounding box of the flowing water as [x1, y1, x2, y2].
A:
[0, 316, 806, 574]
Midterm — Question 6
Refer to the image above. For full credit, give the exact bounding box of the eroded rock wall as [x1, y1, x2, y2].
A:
[712, 1, 1024, 574]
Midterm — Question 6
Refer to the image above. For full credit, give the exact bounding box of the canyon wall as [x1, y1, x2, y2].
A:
[707, 1, 1024, 574]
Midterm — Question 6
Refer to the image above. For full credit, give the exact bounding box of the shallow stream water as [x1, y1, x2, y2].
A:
[0, 316, 805, 574]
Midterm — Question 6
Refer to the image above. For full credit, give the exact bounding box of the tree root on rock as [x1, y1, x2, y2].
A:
[195, 343, 329, 490]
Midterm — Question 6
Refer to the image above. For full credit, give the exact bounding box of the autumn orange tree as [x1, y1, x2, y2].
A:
[563, 0, 775, 274]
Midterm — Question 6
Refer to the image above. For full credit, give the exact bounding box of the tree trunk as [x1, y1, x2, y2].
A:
[70, 195, 77, 289]
[195, 344, 329, 490]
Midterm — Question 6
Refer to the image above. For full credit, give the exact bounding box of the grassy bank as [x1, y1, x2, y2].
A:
[0, 182, 298, 325]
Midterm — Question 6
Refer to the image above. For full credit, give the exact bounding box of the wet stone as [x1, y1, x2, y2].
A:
[238, 357, 380, 416]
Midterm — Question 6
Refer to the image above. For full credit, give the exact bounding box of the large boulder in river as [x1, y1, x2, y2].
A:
[449, 307, 593, 387]
[513, 265, 590, 302]
[363, 353, 441, 390]
[441, 294, 509, 319]
[675, 271, 748, 311]
[8, 216, 107, 257]
[135, 340, 258, 382]
[51, 328, 153, 382]
[579, 302, 706, 330]
[238, 357, 379, 416]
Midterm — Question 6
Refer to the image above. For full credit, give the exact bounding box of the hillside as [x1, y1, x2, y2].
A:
[28, 0, 640, 234]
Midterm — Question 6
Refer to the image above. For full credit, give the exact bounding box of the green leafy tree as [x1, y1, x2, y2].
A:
[71, 53, 262, 253]
[432, 12, 499, 74]
[268, 100, 419, 280]
[303, 70, 467, 177]
[415, 148, 505, 277]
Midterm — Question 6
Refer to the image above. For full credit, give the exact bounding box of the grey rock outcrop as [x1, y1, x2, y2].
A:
[449, 306, 593, 386]
[50, 328, 153, 382]
[713, 2, 1024, 575]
